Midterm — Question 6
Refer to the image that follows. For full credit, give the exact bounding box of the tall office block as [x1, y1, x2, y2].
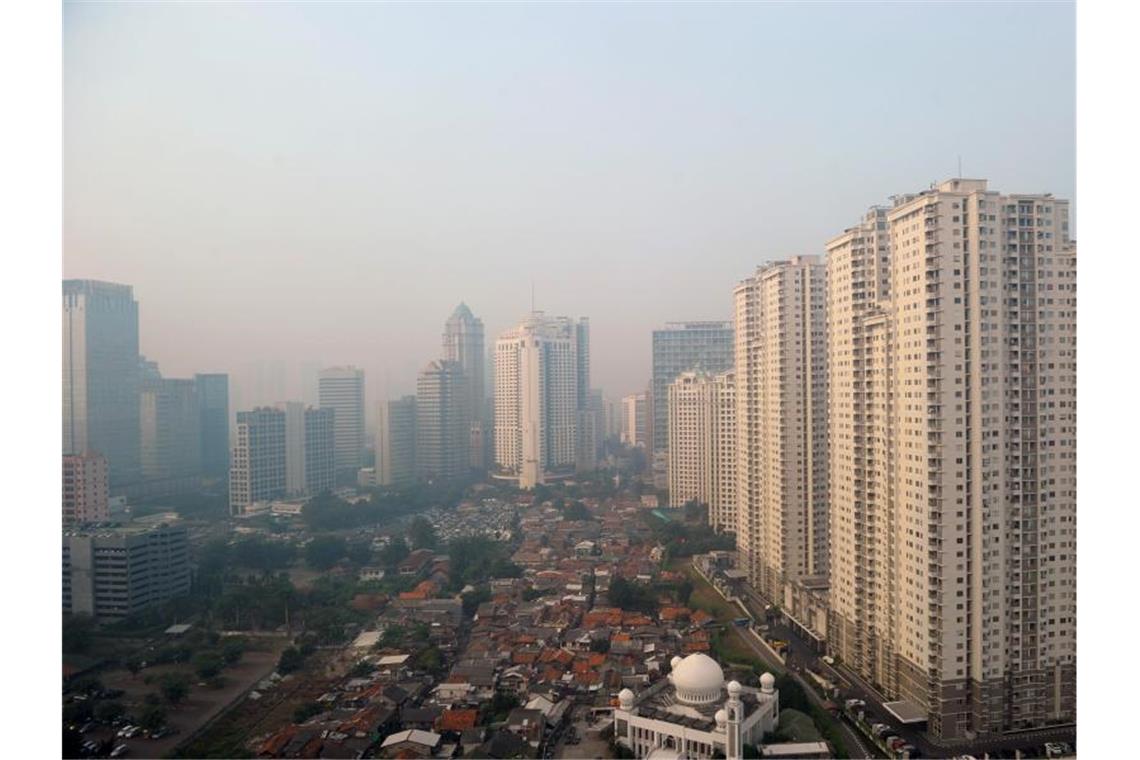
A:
[229, 408, 286, 516]
[63, 452, 110, 525]
[443, 303, 485, 418]
[621, 393, 649, 447]
[63, 280, 140, 488]
[826, 180, 1076, 738]
[195, 374, 229, 480]
[63, 519, 190, 621]
[667, 370, 736, 532]
[416, 360, 470, 482]
[733, 257, 828, 602]
[651, 322, 734, 453]
[280, 402, 306, 495]
[319, 366, 365, 478]
[494, 313, 585, 489]
[377, 396, 417, 487]
[139, 377, 201, 482]
[444, 303, 488, 471]
[304, 406, 335, 495]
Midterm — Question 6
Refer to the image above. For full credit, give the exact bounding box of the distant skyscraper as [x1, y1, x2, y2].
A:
[304, 406, 335, 495]
[377, 396, 417, 487]
[826, 180, 1076, 738]
[621, 393, 649, 447]
[443, 303, 485, 418]
[667, 370, 737, 532]
[494, 313, 585, 489]
[734, 257, 828, 601]
[416, 360, 470, 482]
[319, 366, 365, 478]
[229, 407, 286, 515]
[280, 402, 305, 495]
[62, 452, 109, 525]
[195, 374, 229, 481]
[651, 321, 734, 453]
[139, 376, 201, 483]
[63, 280, 140, 488]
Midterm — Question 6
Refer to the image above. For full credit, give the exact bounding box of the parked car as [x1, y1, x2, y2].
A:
[822, 656, 835, 665]
[110, 745, 130, 758]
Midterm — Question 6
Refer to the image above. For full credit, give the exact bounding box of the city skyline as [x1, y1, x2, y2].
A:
[63, 2, 1074, 400]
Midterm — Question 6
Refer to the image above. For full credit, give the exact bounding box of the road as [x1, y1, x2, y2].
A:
[689, 568, 875, 759]
[736, 583, 1076, 759]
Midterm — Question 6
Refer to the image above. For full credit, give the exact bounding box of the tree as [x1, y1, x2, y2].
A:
[160, 674, 190, 705]
[277, 646, 305, 674]
[137, 703, 167, 732]
[221, 638, 246, 666]
[305, 535, 347, 570]
[63, 616, 96, 654]
[408, 516, 438, 551]
[608, 576, 659, 615]
[562, 501, 592, 521]
[293, 702, 323, 724]
[194, 651, 224, 680]
[413, 646, 444, 674]
[94, 701, 125, 724]
[125, 658, 143, 678]
[379, 536, 410, 569]
[347, 540, 373, 566]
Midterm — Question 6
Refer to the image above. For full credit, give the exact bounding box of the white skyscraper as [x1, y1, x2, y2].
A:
[667, 370, 737, 532]
[318, 366, 365, 479]
[733, 256, 829, 601]
[826, 180, 1076, 738]
[493, 312, 585, 489]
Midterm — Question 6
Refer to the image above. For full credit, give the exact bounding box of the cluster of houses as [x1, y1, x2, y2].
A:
[252, 495, 774, 759]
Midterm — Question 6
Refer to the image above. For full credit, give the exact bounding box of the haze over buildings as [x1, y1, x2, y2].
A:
[63, 2, 1074, 400]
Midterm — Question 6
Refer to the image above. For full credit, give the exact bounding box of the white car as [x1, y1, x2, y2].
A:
[822, 656, 835, 666]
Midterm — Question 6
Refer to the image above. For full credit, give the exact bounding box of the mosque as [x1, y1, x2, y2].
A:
[612, 652, 780, 760]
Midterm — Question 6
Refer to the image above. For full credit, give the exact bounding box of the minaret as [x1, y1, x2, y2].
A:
[725, 679, 743, 760]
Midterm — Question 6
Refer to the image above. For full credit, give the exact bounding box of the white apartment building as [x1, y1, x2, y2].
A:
[229, 407, 286, 516]
[63, 451, 110, 525]
[667, 370, 737, 532]
[493, 312, 584, 489]
[825, 179, 1076, 738]
[733, 257, 829, 602]
[318, 366, 365, 478]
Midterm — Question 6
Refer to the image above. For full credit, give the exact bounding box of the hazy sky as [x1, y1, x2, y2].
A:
[64, 1, 1075, 408]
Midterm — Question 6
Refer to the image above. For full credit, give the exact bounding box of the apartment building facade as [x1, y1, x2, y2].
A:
[229, 407, 287, 515]
[667, 370, 737, 532]
[733, 257, 828, 602]
[825, 179, 1076, 738]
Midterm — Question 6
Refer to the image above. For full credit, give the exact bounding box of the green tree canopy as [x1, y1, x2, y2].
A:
[305, 535, 347, 570]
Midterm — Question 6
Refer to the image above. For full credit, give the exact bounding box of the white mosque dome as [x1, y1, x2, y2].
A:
[715, 709, 728, 727]
[618, 688, 635, 708]
[727, 680, 742, 696]
[759, 672, 776, 693]
[671, 653, 725, 705]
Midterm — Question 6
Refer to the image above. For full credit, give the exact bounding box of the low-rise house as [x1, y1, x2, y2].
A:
[378, 729, 442, 759]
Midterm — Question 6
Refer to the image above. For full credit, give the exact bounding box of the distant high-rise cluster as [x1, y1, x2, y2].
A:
[493, 312, 593, 489]
[416, 360, 471, 482]
[62, 280, 229, 508]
